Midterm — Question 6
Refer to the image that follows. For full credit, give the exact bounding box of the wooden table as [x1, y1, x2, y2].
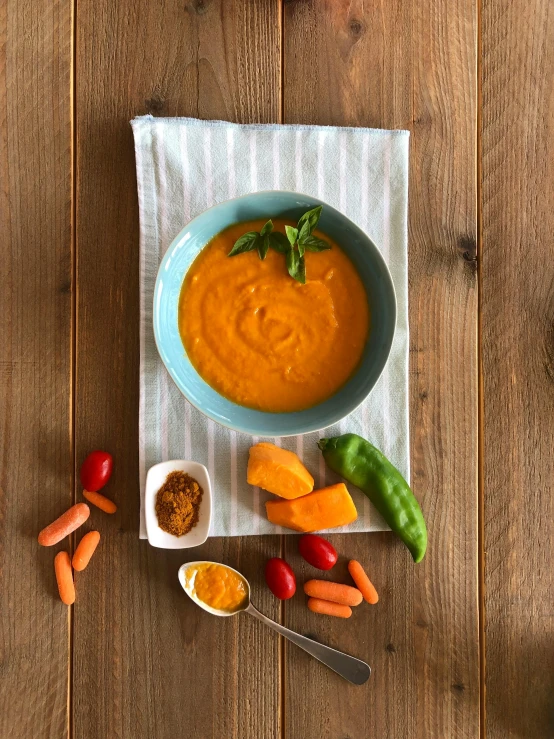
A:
[2, 1, 552, 737]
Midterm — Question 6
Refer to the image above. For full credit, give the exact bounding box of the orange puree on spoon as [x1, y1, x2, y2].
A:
[186, 563, 248, 613]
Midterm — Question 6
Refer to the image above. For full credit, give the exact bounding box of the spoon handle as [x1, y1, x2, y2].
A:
[245, 603, 371, 685]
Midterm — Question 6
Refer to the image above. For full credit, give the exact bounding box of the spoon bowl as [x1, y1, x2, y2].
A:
[178, 560, 371, 685]
[178, 561, 250, 617]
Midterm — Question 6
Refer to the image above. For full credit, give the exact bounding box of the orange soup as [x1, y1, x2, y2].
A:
[178, 219, 369, 413]
[186, 563, 248, 613]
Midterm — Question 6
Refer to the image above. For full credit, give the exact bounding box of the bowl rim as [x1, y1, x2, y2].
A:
[153, 189, 397, 436]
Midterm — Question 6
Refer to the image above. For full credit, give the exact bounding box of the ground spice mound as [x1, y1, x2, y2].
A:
[155, 471, 203, 536]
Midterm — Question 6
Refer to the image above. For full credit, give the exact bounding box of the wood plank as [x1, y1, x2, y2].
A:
[0, 0, 73, 736]
[283, 1, 479, 736]
[73, 1, 282, 737]
[481, 2, 554, 736]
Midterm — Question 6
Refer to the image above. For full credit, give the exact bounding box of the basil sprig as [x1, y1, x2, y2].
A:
[227, 206, 331, 284]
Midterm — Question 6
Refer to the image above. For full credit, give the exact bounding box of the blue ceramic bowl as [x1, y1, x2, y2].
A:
[154, 191, 396, 436]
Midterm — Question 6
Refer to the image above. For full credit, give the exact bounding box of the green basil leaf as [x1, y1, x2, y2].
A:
[258, 234, 270, 260]
[298, 219, 312, 244]
[286, 247, 299, 277]
[260, 220, 273, 238]
[286, 249, 306, 284]
[228, 232, 260, 256]
[296, 205, 322, 238]
[268, 232, 290, 253]
[301, 235, 331, 252]
[295, 255, 306, 284]
[298, 240, 306, 258]
[285, 225, 298, 246]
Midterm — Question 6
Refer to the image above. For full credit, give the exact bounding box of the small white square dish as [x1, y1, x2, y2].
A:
[145, 460, 212, 549]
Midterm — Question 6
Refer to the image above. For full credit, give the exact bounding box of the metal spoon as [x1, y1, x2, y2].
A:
[178, 561, 371, 685]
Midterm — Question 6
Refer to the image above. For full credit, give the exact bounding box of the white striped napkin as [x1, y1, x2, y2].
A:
[131, 116, 410, 538]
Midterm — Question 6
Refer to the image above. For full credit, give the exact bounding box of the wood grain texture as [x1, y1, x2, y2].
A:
[73, 1, 281, 737]
[0, 0, 72, 737]
[482, 1, 554, 737]
[283, 1, 479, 737]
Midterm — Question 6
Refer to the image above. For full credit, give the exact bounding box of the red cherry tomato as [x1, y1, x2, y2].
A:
[80, 450, 113, 492]
[298, 534, 338, 570]
[264, 558, 296, 600]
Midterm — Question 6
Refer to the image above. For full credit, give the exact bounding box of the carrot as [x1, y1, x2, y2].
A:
[83, 489, 117, 514]
[307, 597, 352, 619]
[348, 560, 379, 604]
[38, 503, 90, 546]
[72, 531, 101, 571]
[54, 551, 75, 605]
[303, 579, 363, 606]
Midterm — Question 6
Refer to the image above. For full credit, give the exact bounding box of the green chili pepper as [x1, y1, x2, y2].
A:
[318, 434, 427, 563]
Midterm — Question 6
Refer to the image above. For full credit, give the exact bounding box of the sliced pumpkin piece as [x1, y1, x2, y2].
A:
[247, 442, 314, 499]
[265, 483, 357, 532]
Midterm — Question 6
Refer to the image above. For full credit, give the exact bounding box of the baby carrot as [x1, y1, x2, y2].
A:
[38, 503, 90, 546]
[303, 579, 363, 606]
[72, 531, 101, 571]
[54, 551, 75, 605]
[307, 597, 352, 619]
[348, 560, 379, 604]
[83, 489, 117, 514]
